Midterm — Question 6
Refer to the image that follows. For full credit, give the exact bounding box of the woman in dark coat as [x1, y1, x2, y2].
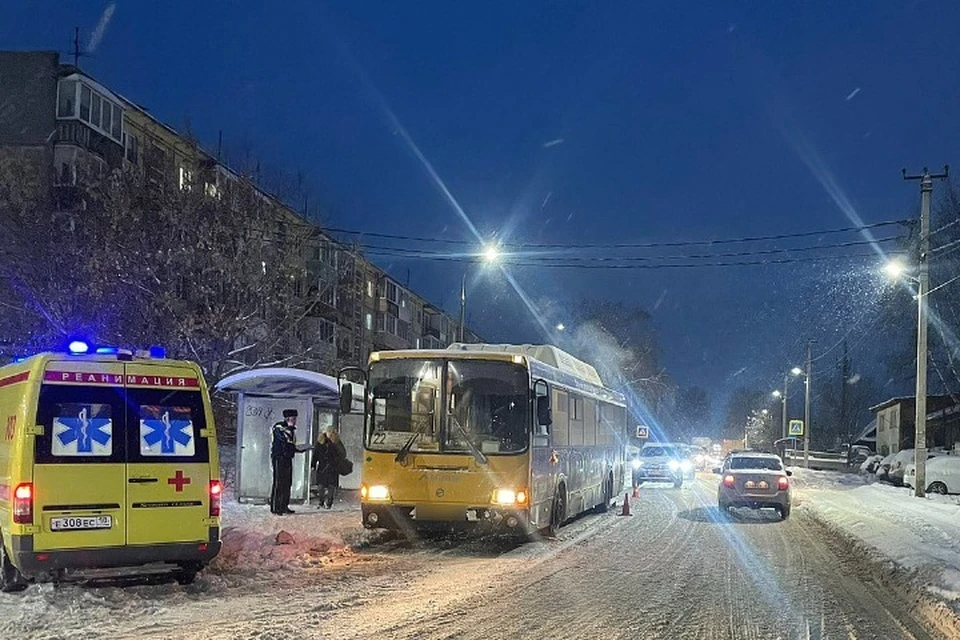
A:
[312, 429, 347, 509]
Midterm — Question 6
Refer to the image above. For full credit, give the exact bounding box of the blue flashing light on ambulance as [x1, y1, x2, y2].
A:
[0, 342, 221, 591]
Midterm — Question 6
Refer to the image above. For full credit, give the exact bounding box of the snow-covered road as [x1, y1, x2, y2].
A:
[2, 475, 956, 639]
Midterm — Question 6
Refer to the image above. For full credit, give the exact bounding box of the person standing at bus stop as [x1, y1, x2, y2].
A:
[270, 409, 303, 515]
[312, 428, 348, 509]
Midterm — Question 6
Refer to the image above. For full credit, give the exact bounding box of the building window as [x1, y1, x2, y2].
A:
[366, 280, 374, 298]
[91, 94, 102, 131]
[179, 166, 194, 191]
[100, 101, 110, 135]
[79, 85, 91, 121]
[125, 133, 139, 165]
[386, 281, 398, 303]
[365, 313, 373, 331]
[53, 147, 77, 186]
[111, 104, 122, 140]
[57, 80, 77, 117]
[319, 282, 336, 307]
[318, 318, 335, 344]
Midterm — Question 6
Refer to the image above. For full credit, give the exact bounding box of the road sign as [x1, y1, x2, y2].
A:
[636, 425, 650, 439]
[788, 420, 804, 436]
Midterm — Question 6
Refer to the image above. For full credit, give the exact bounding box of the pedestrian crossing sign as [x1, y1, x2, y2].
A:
[636, 425, 649, 439]
[789, 420, 804, 436]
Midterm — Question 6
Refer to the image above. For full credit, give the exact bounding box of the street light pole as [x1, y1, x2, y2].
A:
[781, 373, 788, 440]
[804, 341, 813, 469]
[458, 271, 466, 343]
[903, 165, 949, 497]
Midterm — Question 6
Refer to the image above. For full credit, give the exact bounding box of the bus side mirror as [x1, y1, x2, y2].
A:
[536, 395, 552, 430]
[339, 384, 353, 415]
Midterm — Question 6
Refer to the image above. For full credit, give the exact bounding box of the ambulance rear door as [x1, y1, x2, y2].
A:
[123, 363, 213, 546]
[32, 362, 127, 551]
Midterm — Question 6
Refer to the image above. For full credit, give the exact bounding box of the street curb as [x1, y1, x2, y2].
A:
[802, 506, 960, 639]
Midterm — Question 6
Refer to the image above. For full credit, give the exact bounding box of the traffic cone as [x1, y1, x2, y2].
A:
[619, 492, 632, 516]
[632, 484, 640, 499]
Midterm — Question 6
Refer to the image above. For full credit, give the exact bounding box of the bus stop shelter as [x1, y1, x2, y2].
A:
[216, 368, 364, 504]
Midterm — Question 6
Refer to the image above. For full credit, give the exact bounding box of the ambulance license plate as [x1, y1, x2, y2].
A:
[51, 516, 112, 531]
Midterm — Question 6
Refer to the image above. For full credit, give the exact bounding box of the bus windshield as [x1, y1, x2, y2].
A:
[367, 358, 529, 454]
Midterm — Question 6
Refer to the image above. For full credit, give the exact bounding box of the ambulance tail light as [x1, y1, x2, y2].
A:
[209, 480, 222, 517]
[13, 483, 33, 524]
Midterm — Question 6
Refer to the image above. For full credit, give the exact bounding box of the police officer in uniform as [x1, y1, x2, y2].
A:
[270, 409, 303, 515]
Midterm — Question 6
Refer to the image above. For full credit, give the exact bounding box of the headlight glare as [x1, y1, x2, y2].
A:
[366, 485, 391, 501]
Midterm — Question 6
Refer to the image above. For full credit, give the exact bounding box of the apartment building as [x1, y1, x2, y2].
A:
[0, 50, 478, 375]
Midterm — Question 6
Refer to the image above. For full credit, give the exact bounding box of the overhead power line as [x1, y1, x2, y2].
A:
[362, 250, 884, 269]
[324, 219, 911, 250]
[360, 235, 902, 263]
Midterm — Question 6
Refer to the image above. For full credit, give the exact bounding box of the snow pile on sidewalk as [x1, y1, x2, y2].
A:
[209, 498, 390, 581]
[795, 468, 960, 612]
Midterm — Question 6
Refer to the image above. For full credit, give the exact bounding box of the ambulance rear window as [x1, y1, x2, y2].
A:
[127, 389, 210, 463]
[35, 385, 126, 464]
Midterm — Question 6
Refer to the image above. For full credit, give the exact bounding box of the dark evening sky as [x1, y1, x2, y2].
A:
[5, 1, 959, 423]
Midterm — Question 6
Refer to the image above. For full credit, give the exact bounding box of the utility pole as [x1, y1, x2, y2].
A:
[458, 271, 466, 343]
[804, 341, 813, 468]
[903, 165, 949, 498]
[781, 373, 789, 440]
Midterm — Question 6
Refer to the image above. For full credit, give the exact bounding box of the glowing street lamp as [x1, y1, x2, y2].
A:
[555, 323, 566, 332]
[459, 243, 501, 342]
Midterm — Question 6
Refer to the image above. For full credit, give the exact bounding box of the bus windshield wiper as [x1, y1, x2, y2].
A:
[395, 431, 422, 464]
[450, 416, 488, 465]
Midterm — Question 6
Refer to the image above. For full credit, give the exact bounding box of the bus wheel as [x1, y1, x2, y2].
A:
[596, 474, 613, 513]
[545, 486, 566, 537]
[0, 538, 26, 593]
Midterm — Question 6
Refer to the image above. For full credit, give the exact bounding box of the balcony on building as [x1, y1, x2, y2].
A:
[421, 306, 448, 343]
[54, 74, 125, 170]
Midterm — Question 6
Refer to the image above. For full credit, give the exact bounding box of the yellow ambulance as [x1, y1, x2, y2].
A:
[0, 342, 222, 591]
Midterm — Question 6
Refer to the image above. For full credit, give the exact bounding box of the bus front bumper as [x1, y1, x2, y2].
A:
[362, 503, 529, 533]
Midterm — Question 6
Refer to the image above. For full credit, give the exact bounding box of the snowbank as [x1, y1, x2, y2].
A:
[210, 501, 366, 580]
[795, 468, 960, 615]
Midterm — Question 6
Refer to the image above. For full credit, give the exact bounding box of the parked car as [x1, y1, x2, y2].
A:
[886, 449, 948, 486]
[902, 451, 952, 488]
[860, 454, 884, 475]
[875, 452, 897, 482]
[915, 456, 960, 494]
[845, 444, 873, 467]
[886, 449, 917, 485]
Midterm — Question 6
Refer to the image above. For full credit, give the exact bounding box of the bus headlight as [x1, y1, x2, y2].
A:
[492, 489, 528, 506]
[364, 485, 391, 501]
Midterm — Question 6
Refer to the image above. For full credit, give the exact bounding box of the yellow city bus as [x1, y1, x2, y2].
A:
[344, 343, 627, 536]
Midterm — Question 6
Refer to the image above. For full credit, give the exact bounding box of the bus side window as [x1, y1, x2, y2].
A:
[584, 401, 597, 446]
[553, 390, 569, 447]
[569, 395, 583, 446]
